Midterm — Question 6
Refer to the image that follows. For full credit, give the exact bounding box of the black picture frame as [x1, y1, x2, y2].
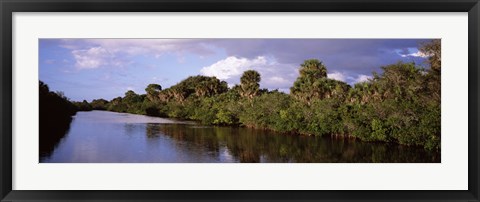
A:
[1, 0, 479, 201]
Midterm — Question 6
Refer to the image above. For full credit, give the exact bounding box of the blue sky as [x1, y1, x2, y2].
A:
[39, 39, 430, 102]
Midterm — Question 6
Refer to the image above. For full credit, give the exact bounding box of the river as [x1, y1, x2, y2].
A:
[40, 110, 440, 163]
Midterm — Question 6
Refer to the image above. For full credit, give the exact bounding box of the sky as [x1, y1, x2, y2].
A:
[39, 39, 431, 102]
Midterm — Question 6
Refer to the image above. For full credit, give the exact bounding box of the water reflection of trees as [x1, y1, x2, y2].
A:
[145, 124, 440, 163]
[39, 117, 73, 160]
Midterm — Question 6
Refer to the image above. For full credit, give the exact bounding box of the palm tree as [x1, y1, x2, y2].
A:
[195, 84, 209, 97]
[159, 89, 173, 102]
[239, 70, 261, 99]
[298, 59, 327, 80]
[291, 59, 349, 104]
[419, 39, 441, 73]
[145, 84, 162, 102]
[171, 86, 187, 103]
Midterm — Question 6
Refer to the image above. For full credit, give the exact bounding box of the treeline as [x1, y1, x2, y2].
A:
[77, 40, 441, 150]
[39, 81, 78, 157]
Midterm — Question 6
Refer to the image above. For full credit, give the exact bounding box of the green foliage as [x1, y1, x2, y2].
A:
[370, 119, 387, 141]
[239, 70, 261, 99]
[214, 109, 237, 125]
[190, 90, 242, 125]
[290, 59, 349, 105]
[73, 100, 93, 111]
[419, 39, 441, 73]
[299, 59, 327, 79]
[157, 75, 228, 103]
[39, 81, 77, 117]
[90, 99, 109, 110]
[239, 91, 292, 130]
[145, 84, 162, 103]
[107, 97, 127, 112]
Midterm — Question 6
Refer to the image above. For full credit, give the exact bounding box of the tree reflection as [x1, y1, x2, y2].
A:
[39, 117, 73, 160]
[145, 123, 440, 163]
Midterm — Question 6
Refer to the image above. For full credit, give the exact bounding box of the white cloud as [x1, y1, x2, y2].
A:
[76, 39, 214, 56]
[200, 56, 297, 89]
[351, 74, 372, 83]
[277, 88, 290, 93]
[328, 72, 347, 82]
[72, 47, 112, 69]
[201, 57, 377, 90]
[268, 76, 290, 85]
[399, 51, 430, 58]
[63, 39, 216, 70]
[200, 56, 267, 80]
[328, 72, 372, 85]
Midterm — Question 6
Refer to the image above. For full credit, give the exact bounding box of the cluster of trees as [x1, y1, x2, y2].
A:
[76, 40, 441, 150]
[39, 81, 77, 157]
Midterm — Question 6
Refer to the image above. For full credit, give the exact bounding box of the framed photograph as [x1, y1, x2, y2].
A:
[1, 0, 479, 201]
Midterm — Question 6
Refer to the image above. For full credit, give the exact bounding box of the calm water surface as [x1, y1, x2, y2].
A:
[40, 110, 440, 163]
